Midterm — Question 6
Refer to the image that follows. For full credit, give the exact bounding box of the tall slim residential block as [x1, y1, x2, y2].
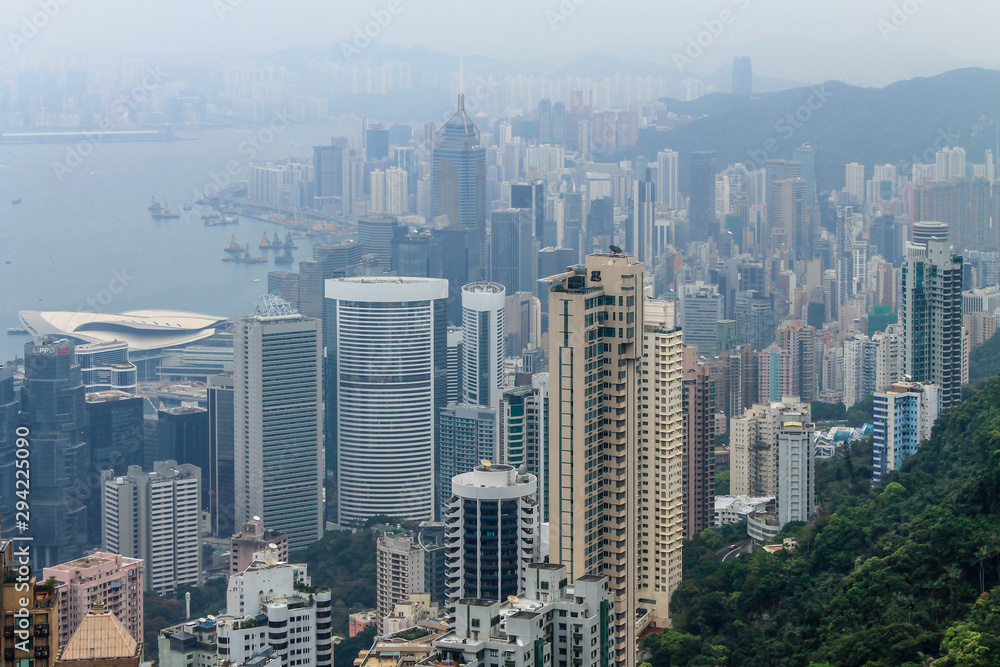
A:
[845, 162, 865, 205]
[902, 239, 964, 410]
[443, 464, 538, 610]
[234, 298, 323, 550]
[547, 253, 643, 667]
[629, 177, 656, 266]
[21, 337, 89, 568]
[374, 522, 448, 632]
[43, 552, 143, 646]
[490, 209, 537, 296]
[776, 419, 815, 529]
[872, 381, 940, 483]
[326, 277, 449, 523]
[777, 320, 818, 403]
[101, 461, 201, 593]
[682, 348, 717, 539]
[460, 283, 506, 408]
[638, 300, 685, 625]
[500, 376, 548, 521]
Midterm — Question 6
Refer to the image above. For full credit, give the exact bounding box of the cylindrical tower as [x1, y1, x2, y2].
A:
[444, 463, 538, 610]
[460, 282, 506, 408]
[326, 277, 449, 523]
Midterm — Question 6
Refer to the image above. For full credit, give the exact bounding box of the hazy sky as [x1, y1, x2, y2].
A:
[3, 0, 997, 84]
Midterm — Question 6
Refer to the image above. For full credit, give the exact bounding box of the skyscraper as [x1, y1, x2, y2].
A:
[313, 139, 348, 210]
[433, 94, 487, 281]
[0, 365, 19, 536]
[678, 282, 724, 357]
[460, 282, 506, 408]
[902, 239, 964, 410]
[500, 377, 548, 521]
[510, 181, 545, 243]
[682, 348, 717, 538]
[207, 372, 236, 537]
[298, 240, 365, 320]
[357, 214, 399, 271]
[21, 337, 90, 568]
[233, 297, 323, 550]
[443, 464, 538, 609]
[657, 150, 679, 208]
[638, 300, 685, 624]
[629, 176, 655, 265]
[732, 56, 753, 95]
[731, 398, 811, 498]
[490, 209, 536, 296]
[326, 277, 448, 523]
[688, 151, 717, 242]
[157, 406, 209, 505]
[547, 253, 643, 667]
[845, 162, 865, 205]
[84, 391, 144, 544]
[765, 159, 802, 250]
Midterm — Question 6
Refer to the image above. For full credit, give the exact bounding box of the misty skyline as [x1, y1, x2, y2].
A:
[2, 0, 998, 88]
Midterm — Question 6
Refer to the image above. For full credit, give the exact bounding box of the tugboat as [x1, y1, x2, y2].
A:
[151, 201, 180, 220]
[10, 199, 22, 205]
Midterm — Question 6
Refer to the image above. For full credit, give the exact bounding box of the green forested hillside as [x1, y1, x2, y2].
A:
[647, 374, 1000, 666]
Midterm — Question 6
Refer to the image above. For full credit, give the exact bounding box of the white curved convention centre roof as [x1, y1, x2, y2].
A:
[18, 309, 229, 352]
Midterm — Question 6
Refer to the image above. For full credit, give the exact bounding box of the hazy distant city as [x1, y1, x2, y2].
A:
[2, 3, 1000, 667]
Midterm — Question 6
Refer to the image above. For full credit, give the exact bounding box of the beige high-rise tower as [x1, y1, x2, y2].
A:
[547, 253, 643, 667]
[637, 299, 685, 627]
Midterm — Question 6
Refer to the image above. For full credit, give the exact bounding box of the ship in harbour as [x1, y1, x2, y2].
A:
[151, 200, 180, 220]
[222, 244, 267, 264]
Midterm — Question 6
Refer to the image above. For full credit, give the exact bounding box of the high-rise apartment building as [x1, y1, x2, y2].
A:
[500, 376, 548, 521]
[734, 290, 775, 351]
[637, 300, 685, 624]
[682, 348, 717, 539]
[435, 404, 497, 515]
[629, 177, 655, 266]
[547, 253, 643, 667]
[21, 337, 89, 568]
[1, 533, 58, 667]
[233, 299, 323, 550]
[842, 326, 904, 408]
[872, 381, 940, 483]
[902, 239, 964, 410]
[374, 523, 448, 632]
[101, 461, 201, 593]
[731, 399, 811, 498]
[845, 162, 865, 205]
[777, 320, 818, 403]
[443, 464, 539, 609]
[776, 419, 815, 529]
[326, 277, 448, 523]
[43, 552, 143, 646]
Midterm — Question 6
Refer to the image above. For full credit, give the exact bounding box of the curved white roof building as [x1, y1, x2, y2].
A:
[18, 309, 228, 352]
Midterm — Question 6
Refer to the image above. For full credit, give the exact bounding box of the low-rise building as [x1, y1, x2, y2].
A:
[713, 496, 774, 527]
[421, 563, 614, 667]
[157, 559, 332, 667]
[348, 611, 376, 638]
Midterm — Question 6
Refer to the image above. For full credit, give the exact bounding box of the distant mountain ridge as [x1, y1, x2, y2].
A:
[627, 67, 1000, 193]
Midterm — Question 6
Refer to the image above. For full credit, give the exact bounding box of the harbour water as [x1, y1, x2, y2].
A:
[0, 123, 359, 362]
